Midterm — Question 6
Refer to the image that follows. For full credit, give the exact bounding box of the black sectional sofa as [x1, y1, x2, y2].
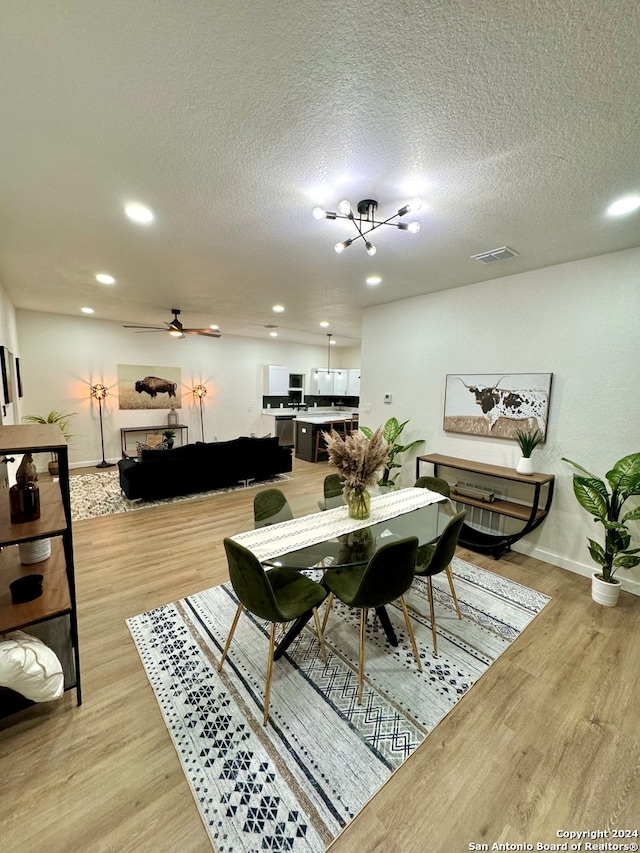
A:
[117, 436, 292, 501]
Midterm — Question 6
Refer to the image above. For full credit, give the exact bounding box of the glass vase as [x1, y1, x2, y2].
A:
[348, 489, 371, 520]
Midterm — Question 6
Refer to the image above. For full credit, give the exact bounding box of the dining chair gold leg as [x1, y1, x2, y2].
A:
[263, 622, 277, 726]
[217, 602, 243, 672]
[446, 564, 462, 619]
[399, 596, 422, 671]
[321, 592, 334, 632]
[311, 606, 327, 663]
[357, 608, 367, 705]
[427, 577, 438, 656]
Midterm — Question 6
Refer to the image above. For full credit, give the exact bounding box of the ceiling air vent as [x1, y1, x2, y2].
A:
[471, 246, 519, 264]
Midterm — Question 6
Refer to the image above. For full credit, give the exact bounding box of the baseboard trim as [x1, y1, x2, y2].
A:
[512, 541, 640, 596]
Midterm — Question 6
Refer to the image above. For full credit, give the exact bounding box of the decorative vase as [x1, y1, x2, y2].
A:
[516, 456, 534, 475]
[348, 489, 371, 520]
[591, 572, 621, 607]
[9, 454, 41, 524]
[48, 459, 59, 476]
[19, 538, 52, 564]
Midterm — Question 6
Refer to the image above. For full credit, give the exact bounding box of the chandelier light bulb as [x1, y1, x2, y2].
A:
[335, 240, 352, 253]
[409, 198, 422, 212]
[312, 207, 326, 219]
[338, 199, 351, 215]
[366, 241, 376, 256]
[408, 221, 420, 233]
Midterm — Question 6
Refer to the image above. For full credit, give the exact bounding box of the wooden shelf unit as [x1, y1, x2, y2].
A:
[0, 423, 81, 713]
[416, 453, 555, 558]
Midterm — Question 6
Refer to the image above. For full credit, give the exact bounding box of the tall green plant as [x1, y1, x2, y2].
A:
[361, 417, 424, 487]
[22, 411, 76, 462]
[562, 453, 640, 583]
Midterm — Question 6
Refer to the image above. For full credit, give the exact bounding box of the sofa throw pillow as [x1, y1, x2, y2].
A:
[136, 440, 168, 459]
[0, 630, 64, 702]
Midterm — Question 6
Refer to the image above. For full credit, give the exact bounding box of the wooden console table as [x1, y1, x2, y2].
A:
[416, 453, 555, 559]
[120, 424, 189, 458]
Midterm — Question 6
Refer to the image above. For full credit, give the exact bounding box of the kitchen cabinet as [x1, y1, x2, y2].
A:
[0, 424, 81, 717]
[346, 368, 361, 396]
[264, 365, 289, 396]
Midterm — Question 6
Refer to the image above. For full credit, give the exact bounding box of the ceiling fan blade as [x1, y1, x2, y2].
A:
[123, 324, 165, 330]
[183, 328, 222, 338]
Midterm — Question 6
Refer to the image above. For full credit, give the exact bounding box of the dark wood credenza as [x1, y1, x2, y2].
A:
[416, 453, 555, 559]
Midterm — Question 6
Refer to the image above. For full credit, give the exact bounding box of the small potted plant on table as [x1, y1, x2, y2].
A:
[514, 427, 544, 475]
[22, 410, 76, 475]
[162, 429, 176, 449]
[562, 452, 640, 606]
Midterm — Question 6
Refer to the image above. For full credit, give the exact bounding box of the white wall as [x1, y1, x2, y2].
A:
[360, 247, 640, 592]
[14, 310, 355, 466]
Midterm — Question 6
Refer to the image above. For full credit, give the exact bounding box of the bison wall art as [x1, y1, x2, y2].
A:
[117, 364, 182, 410]
[443, 373, 552, 440]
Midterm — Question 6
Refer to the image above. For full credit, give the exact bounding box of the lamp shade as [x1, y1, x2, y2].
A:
[90, 383, 108, 400]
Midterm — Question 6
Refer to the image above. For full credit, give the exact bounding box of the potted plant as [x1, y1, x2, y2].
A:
[162, 428, 176, 449]
[562, 453, 640, 606]
[514, 427, 544, 475]
[22, 411, 76, 475]
[360, 417, 424, 489]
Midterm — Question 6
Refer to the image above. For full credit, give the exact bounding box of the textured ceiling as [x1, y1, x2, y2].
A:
[0, 0, 638, 346]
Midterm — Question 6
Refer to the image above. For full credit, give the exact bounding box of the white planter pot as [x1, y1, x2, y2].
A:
[516, 456, 534, 475]
[591, 572, 621, 607]
[19, 538, 52, 565]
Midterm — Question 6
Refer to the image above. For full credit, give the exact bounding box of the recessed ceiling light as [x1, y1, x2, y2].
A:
[270, 331, 278, 337]
[272, 304, 285, 313]
[366, 276, 382, 286]
[319, 321, 329, 328]
[81, 307, 94, 314]
[125, 202, 154, 224]
[606, 195, 640, 216]
[95, 273, 115, 285]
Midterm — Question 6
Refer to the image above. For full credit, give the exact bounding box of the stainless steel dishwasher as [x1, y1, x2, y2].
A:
[275, 415, 295, 446]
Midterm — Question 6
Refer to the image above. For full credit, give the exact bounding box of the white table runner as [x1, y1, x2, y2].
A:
[231, 487, 444, 563]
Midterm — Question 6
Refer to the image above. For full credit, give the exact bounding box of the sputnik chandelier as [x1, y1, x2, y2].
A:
[313, 197, 422, 255]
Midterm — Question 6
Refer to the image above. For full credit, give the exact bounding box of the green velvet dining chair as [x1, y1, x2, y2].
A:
[219, 538, 328, 725]
[414, 509, 467, 656]
[322, 536, 422, 705]
[253, 488, 293, 528]
[317, 473, 345, 511]
[414, 475, 454, 516]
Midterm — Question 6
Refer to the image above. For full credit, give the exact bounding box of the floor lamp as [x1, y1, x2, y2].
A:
[91, 383, 115, 469]
[193, 384, 207, 442]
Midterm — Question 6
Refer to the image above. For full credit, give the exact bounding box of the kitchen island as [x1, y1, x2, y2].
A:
[294, 412, 358, 462]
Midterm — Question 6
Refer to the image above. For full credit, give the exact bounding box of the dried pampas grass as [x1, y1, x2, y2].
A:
[322, 427, 389, 499]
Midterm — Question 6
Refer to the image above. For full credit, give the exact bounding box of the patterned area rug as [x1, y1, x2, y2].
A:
[69, 470, 292, 521]
[127, 559, 550, 852]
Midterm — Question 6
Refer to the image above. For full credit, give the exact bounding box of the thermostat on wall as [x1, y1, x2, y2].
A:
[384, 393, 393, 404]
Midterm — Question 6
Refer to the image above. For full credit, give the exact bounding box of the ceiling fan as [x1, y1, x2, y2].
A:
[123, 308, 221, 339]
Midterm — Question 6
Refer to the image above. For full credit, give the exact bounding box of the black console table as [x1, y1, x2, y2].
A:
[416, 453, 555, 559]
[120, 424, 189, 458]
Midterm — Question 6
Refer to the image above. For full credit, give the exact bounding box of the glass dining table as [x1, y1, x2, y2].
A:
[232, 487, 447, 659]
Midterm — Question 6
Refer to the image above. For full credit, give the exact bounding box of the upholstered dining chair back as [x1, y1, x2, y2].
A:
[416, 510, 466, 578]
[318, 473, 345, 510]
[348, 536, 419, 608]
[254, 488, 293, 528]
[223, 538, 283, 622]
[414, 475, 451, 498]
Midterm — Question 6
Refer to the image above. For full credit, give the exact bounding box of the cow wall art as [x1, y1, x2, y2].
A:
[117, 364, 182, 410]
[443, 373, 552, 440]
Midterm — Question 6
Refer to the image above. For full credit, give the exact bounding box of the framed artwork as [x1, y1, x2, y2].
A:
[443, 373, 553, 439]
[0, 347, 14, 405]
[16, 357, 23, 397]
[117, 364, 182, 410]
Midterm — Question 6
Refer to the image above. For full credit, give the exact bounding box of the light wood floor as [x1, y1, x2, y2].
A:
[1, 459, 638, 853]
